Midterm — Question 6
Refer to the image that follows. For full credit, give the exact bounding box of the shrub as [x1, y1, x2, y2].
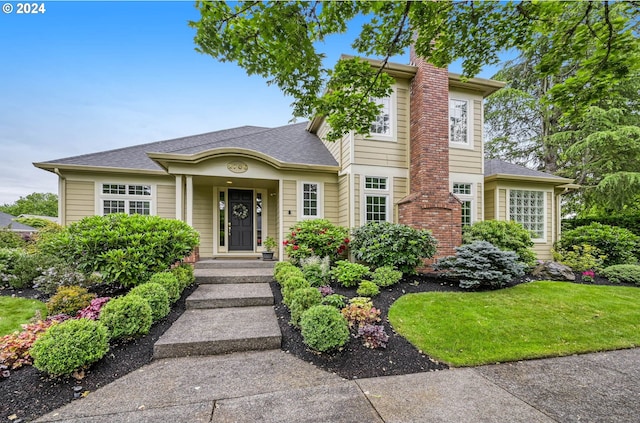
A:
[289, 288, 323, 327]
[76, 297, 111, 320]
[39, 214, 200, 287]
[300, 305, 350, 352]
[357, 324, 389, 349]
[30, 318, 109, 377]
[552, 244, 607, 272]
[563, 215, 640, 237]
[47, 286, 96, 316]
[281, 276, 311, 307]
[371, 266, 402, 287]
[149, 272, 181, 303]
[462, 220, 537, 267]
[274, 261, 295, 276]
[283, 219, 349, 264]
[321, 294, 347, 309]
[99, 294, 152, 340]
[0, 318, 62, 371]
[300, 256, 331, 287]
[601, 265, 640, 285]
[33, 264, 102, 295]
[318, 285, 334, 297]
[556, 223, 640, 267]
[331, 261, 370, 288]
[357, 280, 380, 297]
[350, 222, 438, 274]
[275, 266, 303, 285]
[0, 251, 60, 289]
[433, 241, 526, 290]
[129, 283, 170, 322]
[341, 297, 381, 328]
[0, 229, 26, 249]
[171, 263, 195, 290]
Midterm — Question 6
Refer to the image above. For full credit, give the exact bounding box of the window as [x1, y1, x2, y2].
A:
[450, 99, 469, 145]
[509, 190, 545, 239]
[256, 193, 263, 247]
[365, 177, 387, 190]
[365, 195, 388, 223]
[101, 183, 152, 216]
[302, 183, 318, 217]
[452, 183, 473, 226]
[370, 97, 391, 136]
[219, 191, 225, 247]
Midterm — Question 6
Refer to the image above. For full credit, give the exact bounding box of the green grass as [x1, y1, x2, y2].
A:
[389, 281, 640, 367]
[0, 296, 47, 336]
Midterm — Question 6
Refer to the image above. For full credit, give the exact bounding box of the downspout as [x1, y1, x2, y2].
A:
[54, 168, 65, 225]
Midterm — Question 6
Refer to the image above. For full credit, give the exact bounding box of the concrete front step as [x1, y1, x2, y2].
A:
[186, 284, 274, 309]
[196, 259, 276, 270]
[153, 307, 282, 359]
[195, 268, 274, 284]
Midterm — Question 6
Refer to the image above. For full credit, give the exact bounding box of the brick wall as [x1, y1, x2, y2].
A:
[397, 48, 462, 261]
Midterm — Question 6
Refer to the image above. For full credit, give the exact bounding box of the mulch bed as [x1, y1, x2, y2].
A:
[1, 272, 635, 422]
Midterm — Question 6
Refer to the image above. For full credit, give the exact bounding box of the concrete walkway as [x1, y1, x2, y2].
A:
[36, 348, 640, 422]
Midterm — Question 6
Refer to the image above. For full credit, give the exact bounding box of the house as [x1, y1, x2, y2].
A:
[34, 51, 574, 261]
[0, 211, 37, 236]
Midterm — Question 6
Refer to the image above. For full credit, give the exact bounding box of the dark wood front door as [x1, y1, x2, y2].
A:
[228, 189, 253, 251]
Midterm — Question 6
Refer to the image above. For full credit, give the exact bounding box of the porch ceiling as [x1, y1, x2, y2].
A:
[192, 175, 279, 190]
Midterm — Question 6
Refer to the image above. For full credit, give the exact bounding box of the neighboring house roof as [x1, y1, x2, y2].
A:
[34, 123, 338, 173]
[18, 214, 59, 224]
[0, 212, 37, 232]
[484, 159, 574, 184]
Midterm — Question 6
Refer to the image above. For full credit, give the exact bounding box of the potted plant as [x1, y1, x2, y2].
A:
[262, 236, 277, 260]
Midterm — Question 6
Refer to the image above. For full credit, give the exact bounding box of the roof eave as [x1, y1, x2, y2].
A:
[485, 173, 575, 185]
[33, 162, 168, 176]
[448, 73, 506, 97]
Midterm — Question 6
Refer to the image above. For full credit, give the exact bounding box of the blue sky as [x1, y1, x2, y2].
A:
[0, 1, 505, 205]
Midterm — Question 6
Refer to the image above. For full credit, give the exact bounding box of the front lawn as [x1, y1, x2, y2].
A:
[0, 296, 47, 336]
[389, 281, 640, 366]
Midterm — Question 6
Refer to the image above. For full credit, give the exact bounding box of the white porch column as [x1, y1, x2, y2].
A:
[175, 175, 183, 221]
[185, 175, 193, 227]
[278, 178, 284, 261]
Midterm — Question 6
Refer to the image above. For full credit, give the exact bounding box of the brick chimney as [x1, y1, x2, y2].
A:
[397, 47, 462, 260]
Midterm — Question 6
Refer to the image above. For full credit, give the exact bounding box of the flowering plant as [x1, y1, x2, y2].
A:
[582, 270, 595, 283]
[284, 219, 349, 264]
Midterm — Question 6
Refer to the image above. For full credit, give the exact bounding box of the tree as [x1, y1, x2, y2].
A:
[191, 1, 639, 141]
[0, 192, 58, 217]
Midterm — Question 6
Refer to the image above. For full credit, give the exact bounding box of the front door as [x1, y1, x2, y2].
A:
[228, 189, 253, 251]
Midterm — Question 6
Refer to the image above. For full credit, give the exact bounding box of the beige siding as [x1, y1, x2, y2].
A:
[354, 175, 361, 227]
[498, 189, 507, 220]
[338, 175, 349, 227]
[319, 121, 344, 166]
[475, 182, 483, 222]
[156, 184, 176, 219]
[282, 180, 297, 233]
[485, 189, 495, 220]
[267, 190, 277, 243]
[192, 185, 213, 257]
[324, 182, 339, 224]
[65, 180, 94, 224]
[393, 177, 408, 222]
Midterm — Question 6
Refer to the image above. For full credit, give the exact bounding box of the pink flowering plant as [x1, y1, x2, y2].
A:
[76, 297, 111, 320]
[582, 270, 596, 283]
[283, 219, 349, 264]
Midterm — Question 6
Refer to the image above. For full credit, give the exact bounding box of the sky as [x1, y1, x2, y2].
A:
[0, 1, 506, 205]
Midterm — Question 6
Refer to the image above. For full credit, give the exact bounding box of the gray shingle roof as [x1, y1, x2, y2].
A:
[39, 123, 338, 171]
[484, 159, 569, 180]
[0, 212, 37, 231]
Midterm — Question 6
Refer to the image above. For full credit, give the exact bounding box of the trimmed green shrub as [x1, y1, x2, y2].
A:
[300, 305, 350, 352]
[556, 222, 639, 267]
[371, 266, 402, 287]
[350, 222, 438, 274]
[552, 244, 606, 272]
[321, 294, 347, 309]
[274, 261, 295, 276]
[462, 220, 537, 267]
[30, 318, 109, 377]
[331, 260, 370, 288]
[46, 286, 96, 316]
[99, 294, 152, 340]
[129, 282, 170, 322]
[275, 266, 304, 284]
[563, 215, 640, 237]
[281, 276, 311, 307]
[39, 214, 199, 287]
[171, 263, 195, 290]
[0, 229, 26, 249]
[601, 265, 640, 285]
[289, 288, 323, 327]
[357, 280, 380, 297]
[149, 273, 181, 303]
[284, 219, 349, 264]
[434, 241, 526, 290]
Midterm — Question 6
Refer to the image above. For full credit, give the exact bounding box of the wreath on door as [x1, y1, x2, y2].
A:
[232, 204, 249, 220]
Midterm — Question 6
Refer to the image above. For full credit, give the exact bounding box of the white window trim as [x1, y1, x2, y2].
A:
[362, 176, 390, 223]
[449, 96, 474, 150]
[298, 181, 323, 220]
[367, 86, 398, 142]
[507, 188, 547, 243]
[452, 182, 474, 226]
[96, 182, 156, 216]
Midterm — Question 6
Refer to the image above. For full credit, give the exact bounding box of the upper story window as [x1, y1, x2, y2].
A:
[370, 97, 391, 136]
[302, 182, 319, 218]
[365, 176, 387, 190]
[509, 189, 545, 240]
[101, 183, 152, 216]
[450, 99, 469, 145]
[452, 182, 473, 227]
